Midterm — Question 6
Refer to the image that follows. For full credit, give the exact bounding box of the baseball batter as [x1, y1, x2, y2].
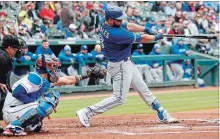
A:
[76, 6, 178, 127]
[2, 55, 106, 136]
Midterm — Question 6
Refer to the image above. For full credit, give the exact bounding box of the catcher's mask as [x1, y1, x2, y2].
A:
[35, 55, 61, 83]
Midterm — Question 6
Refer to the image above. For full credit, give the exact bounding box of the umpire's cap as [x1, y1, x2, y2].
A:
[1, 35, 23, 49]
[105, 6, 126, 21]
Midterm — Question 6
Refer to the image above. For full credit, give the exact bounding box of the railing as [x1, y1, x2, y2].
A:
[13, 54, 211, 93]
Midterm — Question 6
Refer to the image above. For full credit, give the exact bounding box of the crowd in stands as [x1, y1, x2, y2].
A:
[1, 1, 218, 87]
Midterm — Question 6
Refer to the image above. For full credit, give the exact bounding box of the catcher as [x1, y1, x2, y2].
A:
[2, 54, 106, 136]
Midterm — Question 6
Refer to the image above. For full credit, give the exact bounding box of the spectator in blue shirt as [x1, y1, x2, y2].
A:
[145, 17, 156, 29]
[91, 44, 111, 85]
[182, 59, 205, 87]
[35, 39, 56, 58]
[132, 43, 154, 83]
[77, 45, 94, 86]
[170, 38, 190, 80]
[10, 43, 38, 87]
[58, 45, 78, 77]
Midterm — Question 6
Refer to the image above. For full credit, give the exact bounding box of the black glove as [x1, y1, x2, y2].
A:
[86, 65, 107, 79]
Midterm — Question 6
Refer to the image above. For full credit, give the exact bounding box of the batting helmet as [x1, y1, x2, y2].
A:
[105, 6, 126, 21]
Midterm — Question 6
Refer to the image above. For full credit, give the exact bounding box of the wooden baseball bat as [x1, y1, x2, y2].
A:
[163, 34, 218, 39]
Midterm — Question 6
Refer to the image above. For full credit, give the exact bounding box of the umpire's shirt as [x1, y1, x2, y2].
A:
[0, 48, 12, 99]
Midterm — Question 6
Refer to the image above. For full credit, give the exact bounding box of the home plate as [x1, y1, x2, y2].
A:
[148, 125, 185, 130]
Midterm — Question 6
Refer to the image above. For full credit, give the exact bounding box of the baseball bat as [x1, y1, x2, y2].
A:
[163, 34, 218, 39]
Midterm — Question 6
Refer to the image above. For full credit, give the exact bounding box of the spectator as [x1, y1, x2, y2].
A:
[28, 2, 39, 20]
[91, 44, 111, 85]
[164, 1, 177, 17]
[170, 38, 190, 81]
[61, 2, 75, 32]
[17, 26, 31, 41]
[65, 23, 78, 40]
[151, 1, 164, 12]
[39, 2, 56, 20]
[145, 17, 156, 29]
[53, 8, 61, 24]
[10, 41, 38, 87]
[88, 3, 101, 35]
[7, 25, 17, 36]
[0, 24, 6, 40]
[31, 18, 42, 38]
[45, 21, 64, 39]
[174, 11, 183, 23]
[77, 23, 89, 39]
[18, 10, 33, 30]
[40, 19, 50, 34]
[58, 45, 78, 77]
[35, 39, 56, 58]
[132, 44, 154, 83]
[168, 22, 182, 42]
[77, 45, 94, 86]
[182, 59, 205, 87]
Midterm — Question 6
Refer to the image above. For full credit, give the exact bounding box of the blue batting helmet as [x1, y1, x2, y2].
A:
[105, 6, 126, 21]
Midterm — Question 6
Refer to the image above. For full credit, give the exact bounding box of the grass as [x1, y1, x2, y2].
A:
[51, 90, 219, 119]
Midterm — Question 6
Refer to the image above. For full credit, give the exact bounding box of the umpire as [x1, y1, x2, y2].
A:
[0, 35, 23, 132]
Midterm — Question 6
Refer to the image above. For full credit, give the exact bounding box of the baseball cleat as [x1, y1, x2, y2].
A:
[158, 110, 179, 123]
[3, 128, 27, 136]
[76, 108, 90, 127]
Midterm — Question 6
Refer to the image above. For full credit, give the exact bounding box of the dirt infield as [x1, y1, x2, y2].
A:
[0, 87, 219, 139]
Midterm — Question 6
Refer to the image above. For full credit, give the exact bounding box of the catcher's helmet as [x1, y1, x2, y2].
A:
[105, 6, 126, 21]
[35, 55, 61, 83]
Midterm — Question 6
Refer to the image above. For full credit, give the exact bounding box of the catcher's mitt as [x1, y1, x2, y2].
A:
[87, 65, 107, 79]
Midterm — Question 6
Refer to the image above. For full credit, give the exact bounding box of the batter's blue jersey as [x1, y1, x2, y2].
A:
[98, 20, 142, 62]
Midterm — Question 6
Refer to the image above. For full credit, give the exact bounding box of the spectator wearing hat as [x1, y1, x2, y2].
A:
[35, 39, 56, 58]
[91, 44, 111, 85]
[58, 45, 78, 77]
[18, 10, 33, 30]
[182, 59, 205, 87]
[132, 44, 154, 83]
[77, 45, 94, 86]
[10, 42, 38, 87]
[66, 23, 78, 39]
[170, 38, 190, 81]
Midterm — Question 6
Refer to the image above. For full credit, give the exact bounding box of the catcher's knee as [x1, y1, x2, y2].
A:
[9, 91, 60, 130]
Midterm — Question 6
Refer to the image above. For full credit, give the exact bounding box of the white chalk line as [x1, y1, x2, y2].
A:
[101, 130, 219, 135]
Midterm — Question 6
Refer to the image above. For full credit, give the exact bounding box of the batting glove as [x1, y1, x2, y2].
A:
[154, 33, 164, 41]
